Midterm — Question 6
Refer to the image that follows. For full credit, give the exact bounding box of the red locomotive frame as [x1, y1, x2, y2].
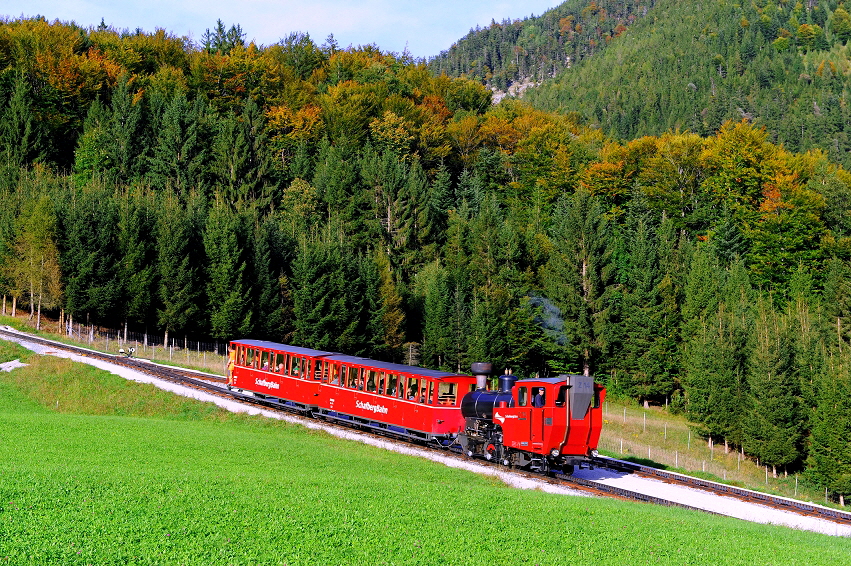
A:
[227, 339, 605, 474]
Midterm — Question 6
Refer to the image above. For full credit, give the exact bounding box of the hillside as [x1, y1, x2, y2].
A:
[428, 0, 657, 97]
[432, 0, 851, 169]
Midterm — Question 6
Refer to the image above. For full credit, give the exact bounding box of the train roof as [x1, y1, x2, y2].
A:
[322, 354, 465, 379]
[230, 339, 334, 358]
[517, 375, 590, 384]
[230, 339, 468, 380]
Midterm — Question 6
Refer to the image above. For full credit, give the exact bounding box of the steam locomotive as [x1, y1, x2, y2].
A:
[228, 339, 605, 474]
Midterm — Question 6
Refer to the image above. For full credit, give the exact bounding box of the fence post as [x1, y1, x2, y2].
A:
[675, 451, 678, 468]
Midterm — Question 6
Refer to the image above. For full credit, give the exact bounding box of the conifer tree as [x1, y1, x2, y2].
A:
[744, 298, 803, 476]
[807, 351, 851, 505]
[542, 189, 613, 376]
[203, 197, 251, 339]
[0, 73, 43, 172]
[155, 192, 202, 346]
[117, 186, 156, 329]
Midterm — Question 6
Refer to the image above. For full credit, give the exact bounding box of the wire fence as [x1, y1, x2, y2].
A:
[599, 401, 847, 506]
[6, 315, 230, 375]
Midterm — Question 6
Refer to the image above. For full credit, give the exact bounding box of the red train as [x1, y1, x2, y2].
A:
[227, 339, 605, 474]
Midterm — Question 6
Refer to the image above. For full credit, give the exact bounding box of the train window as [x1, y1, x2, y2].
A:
[517, 387, 528, 407]
[407, 378, 419, 401]
[377, 373, 386, 395]
[555, 386, 568, 407]
[532, 388, 546, 408]
[304, 359, 314, 379]
[438, 382, 457, 405]
[274, 353, 284, 373]
[329, 364, 340, 385]
[348, 367, 360, 389]
[246, 348, 255, 367]
[388, 375, 398, 396]
[319, 360, 329, 382]
[397, 377, 406, 398]
[260, 351, 270, 371]
[426, 381, 435, 404]
[593, 388, 601, 409]
[366, 371, 377, 392]
[469, 384, 476, 393]
[291, 357, 300, 376]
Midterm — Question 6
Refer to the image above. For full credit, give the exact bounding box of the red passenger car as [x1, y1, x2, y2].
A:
[228, 340, 477, 443]
[227, 340, 334, 412]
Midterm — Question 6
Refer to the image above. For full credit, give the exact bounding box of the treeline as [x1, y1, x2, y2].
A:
[428, 0, 656, 91]
[524, 0, 851, 169]
[2, 17, 851, 496]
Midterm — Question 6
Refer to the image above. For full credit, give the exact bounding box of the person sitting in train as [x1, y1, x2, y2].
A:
[532, 388, 546, 408]
[262, 361, 270, 371]
[276, 363, 284, 373]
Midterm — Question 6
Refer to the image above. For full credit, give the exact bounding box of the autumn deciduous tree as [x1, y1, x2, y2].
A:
[9, 196, 62, 329]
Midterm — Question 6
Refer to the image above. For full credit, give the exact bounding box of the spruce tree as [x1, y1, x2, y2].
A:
[203, 197, 251, 340]
[542, 189, 614, 376]
[744, 298, 803, 476]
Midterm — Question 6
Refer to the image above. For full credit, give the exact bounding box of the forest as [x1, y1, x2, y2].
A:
[1, 15, 851, 498]
[432, 0, 851, 170]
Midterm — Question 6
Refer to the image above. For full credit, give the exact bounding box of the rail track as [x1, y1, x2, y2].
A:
[3, 325, 851, 527]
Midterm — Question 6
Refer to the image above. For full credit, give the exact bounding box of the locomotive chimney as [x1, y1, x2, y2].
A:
[470, 362, 492, 390]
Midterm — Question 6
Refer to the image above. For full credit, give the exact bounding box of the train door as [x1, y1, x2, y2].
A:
[513, 386, 532, 446]
[529, 385, 546, 450]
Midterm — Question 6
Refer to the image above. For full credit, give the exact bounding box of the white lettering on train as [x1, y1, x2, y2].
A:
[255, 378, 280, 390]
[356, 400, 389, 415]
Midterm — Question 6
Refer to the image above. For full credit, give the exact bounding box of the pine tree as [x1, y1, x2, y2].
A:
[542, 189, 614, 376]
[107, 74, 143, 184]
[744, 298, 803, 476]
[0, 73, 43, 172]
[117, 186, 156, 329]
[155, 192, 202, 345]
[147, 94, 209, 193]
[807, 351, 851, 504]
[59, 184, 121, 324]
[203, 197, 252, 339]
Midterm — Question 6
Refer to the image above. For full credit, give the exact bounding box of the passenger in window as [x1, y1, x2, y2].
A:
[532, 388, 546, 407]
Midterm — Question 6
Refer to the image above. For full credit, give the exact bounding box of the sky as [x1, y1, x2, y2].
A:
[2, 1, 565, 59]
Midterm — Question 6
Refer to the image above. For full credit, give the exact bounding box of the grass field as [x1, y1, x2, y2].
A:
[2, 339, 851, 564]
[3, 312, 843, 506]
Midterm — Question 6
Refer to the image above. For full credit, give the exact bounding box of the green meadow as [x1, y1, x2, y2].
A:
[1, 340, 850, 565]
